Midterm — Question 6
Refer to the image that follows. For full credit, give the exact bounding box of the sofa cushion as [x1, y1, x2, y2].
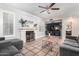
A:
[0, 40, 11, 49]
[66, 36, 77, 40]
[60, 43, 79, 53]
[60, 45, 79, 56]
[14, 53, 23, 56]
[64, 39, 79, 47]
[0, 46, 19, 56]
[0, 53, 10, 56]
[0, 37, 5, 41]
[7, 39, 23, 50]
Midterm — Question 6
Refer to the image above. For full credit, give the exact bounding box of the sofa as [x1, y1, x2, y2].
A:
[0, 37, 23, 56]
[60, 36, 79, 56]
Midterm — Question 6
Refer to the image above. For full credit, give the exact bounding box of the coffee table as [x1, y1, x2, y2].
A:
[42, 36, 60, 55]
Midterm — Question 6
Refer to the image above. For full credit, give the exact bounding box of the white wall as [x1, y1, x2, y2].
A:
[0, 4, 45, 40]
[0, 10, 3, 37]
[72, 18, 79, 36]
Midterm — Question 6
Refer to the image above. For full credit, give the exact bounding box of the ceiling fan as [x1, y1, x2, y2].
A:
[38, 3, 60, 14]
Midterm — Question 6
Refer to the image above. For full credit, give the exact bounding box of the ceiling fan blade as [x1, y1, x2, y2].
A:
[49, 3, 55, 8]
[38, 6, 48, 9]
[51, 8, 60, 10]
[40, 10, 46, 13]
[47, 10, 50, 14]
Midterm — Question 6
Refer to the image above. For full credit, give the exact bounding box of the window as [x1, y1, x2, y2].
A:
[3, 12, 14, 36]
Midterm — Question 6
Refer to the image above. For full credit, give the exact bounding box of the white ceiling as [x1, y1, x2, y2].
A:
[2, 3, 79, 19]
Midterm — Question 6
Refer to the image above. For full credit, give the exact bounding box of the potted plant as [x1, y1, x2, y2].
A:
[19, 18, 27, 27]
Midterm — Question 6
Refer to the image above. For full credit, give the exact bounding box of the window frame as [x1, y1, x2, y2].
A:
[2, 10, 15, 37]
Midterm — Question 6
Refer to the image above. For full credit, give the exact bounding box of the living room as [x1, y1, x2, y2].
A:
[0, 3, 79, 56]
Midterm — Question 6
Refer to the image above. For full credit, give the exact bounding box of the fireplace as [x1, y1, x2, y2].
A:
[26, 31, 35, 42]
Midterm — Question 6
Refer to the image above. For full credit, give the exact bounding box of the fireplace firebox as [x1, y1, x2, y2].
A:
[26, 31, 35, 42]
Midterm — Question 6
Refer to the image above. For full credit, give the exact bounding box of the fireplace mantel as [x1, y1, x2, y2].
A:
[20, 27, 34, 31]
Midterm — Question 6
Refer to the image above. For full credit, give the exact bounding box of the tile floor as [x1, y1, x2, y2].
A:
[21, 36, 61, 56]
